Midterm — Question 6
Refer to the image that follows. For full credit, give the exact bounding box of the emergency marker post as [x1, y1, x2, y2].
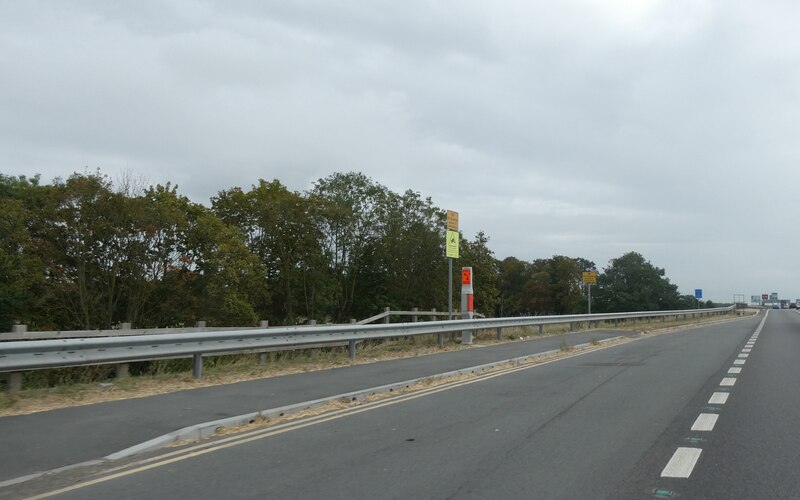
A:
[461, 266, 474, 344]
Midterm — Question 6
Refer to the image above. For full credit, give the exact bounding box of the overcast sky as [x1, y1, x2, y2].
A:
[3, 1, 799, 303]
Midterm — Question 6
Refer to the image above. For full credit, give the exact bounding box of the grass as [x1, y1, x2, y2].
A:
[0, 310, 753, 416]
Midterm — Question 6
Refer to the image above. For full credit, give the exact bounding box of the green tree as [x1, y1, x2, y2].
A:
[0, 175, 47, 330]
[593, 252, 681, 312]
[498, 256, 531, 316]
[310, 172, 389, 321]
[363, 189, 448, 314]
[214, 180, 321, 325]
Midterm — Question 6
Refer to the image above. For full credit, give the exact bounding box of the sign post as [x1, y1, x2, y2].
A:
[582, 271, 597, 314]
[694, 289, 703, 309]
[461, 267, 474, 344]
[445, 210, 459, 347]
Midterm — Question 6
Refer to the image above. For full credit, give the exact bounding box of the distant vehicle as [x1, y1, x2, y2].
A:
[772, 303, 780, 309]
[790, 303, 797, 309]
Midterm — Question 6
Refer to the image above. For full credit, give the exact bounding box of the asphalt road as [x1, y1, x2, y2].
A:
[0, 329, 625, 483]
[612, 308, 800, 498]
[6, 311, 782, 499]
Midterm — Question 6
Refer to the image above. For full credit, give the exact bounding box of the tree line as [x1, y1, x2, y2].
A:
[0, 171, 714, 332]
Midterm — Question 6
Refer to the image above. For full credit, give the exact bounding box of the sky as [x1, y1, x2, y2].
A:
[2, 0, 800, 303]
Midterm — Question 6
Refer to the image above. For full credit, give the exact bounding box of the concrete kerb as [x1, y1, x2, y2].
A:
[105, 336, 625, 462]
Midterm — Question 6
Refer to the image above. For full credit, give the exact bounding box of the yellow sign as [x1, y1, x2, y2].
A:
[446, 230, 459, 258]
[447, 210, 459, 231]
[582, 271, 597, 284]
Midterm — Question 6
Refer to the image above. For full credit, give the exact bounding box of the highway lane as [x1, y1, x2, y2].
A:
[614, 309, 800, 498]
[0, 329, 627, 483]
[15, 314, 762, 499]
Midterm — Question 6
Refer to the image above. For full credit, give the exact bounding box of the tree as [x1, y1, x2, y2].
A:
[363, 189, 448, 314]
[214, 180, 321, 325]
[498, 256, 531, 316]
[593, 252, 681, 312]
[0, 175, 47, 330]
[310, 172, 389, 321]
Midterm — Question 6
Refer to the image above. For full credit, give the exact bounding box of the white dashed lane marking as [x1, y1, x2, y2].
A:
[691, 413, 719, 431]
[708, 392, 729, 404]
[661, 448, 703, 478]
[658, 310, 766, 484]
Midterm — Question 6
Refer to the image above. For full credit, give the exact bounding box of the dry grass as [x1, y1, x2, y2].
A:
[0, 310, 752, 417]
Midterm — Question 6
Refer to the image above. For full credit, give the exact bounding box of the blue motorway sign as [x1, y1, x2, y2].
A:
[694, 289, 703, 299]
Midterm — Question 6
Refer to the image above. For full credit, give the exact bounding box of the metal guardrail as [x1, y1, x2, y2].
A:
[0, 307, 466, 341]
[0, 307, 734, 391]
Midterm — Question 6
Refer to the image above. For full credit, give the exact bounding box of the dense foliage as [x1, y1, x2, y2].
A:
[0, 171, 709, 332]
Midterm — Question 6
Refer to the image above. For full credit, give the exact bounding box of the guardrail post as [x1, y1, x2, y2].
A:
[12, 324, 27, 335]
[632, 318, 637, 328]
[258, 320, 270, 365]
[192, 354, 203, 379]
[569, 322, 575, 332]
[308, 320, 317, 326]
[5, 372, 22, 392]
[412, 308, 418, 323]
[384, 307, 391, 324]
[496, 327, 502, 340]
[348, 340, 356, 359]
[433, 308, 444, 346]
[116, 323, 131, 378]
[348, 319, 357, 358]
[538, 324, 544, 336]
[196, 321, 206, 330]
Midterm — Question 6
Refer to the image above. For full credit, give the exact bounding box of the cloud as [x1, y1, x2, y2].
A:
[2, 0, 800, 301]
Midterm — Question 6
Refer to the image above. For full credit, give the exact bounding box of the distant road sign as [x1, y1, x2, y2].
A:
[582, 272, 597, 284]
[695, 289, 703, 299]
[762, 294, 769, 301]
[446, 210, 459, 231]
[446, 230, 459, 258]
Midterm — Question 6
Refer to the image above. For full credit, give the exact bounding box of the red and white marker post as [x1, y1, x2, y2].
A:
[461, 267, 474, 344]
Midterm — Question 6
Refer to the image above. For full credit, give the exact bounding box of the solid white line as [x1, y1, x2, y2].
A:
[728, 367, 742, 374]
[721, 377, 737, 386]
[662, 448, 703, 478]
[709, 392, 729, 404]
[733, 359, 746, 365]
[692, 413, 719, 431]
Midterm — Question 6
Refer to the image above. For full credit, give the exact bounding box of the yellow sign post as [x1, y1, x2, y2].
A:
[445, 210, 460, 336]
[582, 271, 597, 314]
